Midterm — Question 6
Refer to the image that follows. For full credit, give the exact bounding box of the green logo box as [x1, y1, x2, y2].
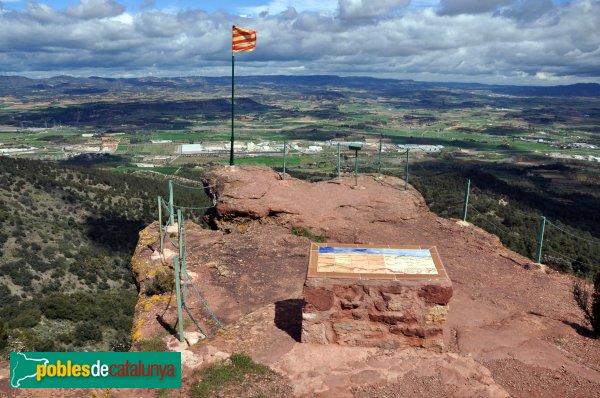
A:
[10, 352, 181, 388]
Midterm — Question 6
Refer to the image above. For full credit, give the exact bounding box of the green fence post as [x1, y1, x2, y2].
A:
[377, 137, 382, 175]
[168, 180, 174, 225]
[337, 143, 341, 179]
[182, 257, 188, 307]
[535, 216, 546, 263]
[282, 140, 287, 179]
[158, 196, 163, 254]
[404, 149, 409, 191]
[173, 256, 185, 342]
[462, 179, 471, 222]
[180, 212, 187, 307]
[354, 148, 359, 186]
[177, 209, 183, 260]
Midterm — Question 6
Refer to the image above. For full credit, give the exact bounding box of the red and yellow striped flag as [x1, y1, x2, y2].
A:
[232, 26, 256, 52]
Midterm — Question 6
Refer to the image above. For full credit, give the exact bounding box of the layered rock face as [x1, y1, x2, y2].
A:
[301, 245, 453, 351]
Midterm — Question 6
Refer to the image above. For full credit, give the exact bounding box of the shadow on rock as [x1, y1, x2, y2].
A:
[275, 299, 304, 342]
[562, 320, 597, 338]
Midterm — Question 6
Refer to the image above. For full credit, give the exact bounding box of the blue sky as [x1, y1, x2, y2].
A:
[0, 1, 598, 85]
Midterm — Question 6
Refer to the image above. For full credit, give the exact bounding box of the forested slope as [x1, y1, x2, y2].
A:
[0, 157, 209, 354]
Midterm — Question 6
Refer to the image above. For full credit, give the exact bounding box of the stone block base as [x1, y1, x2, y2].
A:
[301, 278, 452, 352]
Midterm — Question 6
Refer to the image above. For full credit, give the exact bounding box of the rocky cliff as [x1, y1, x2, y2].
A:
[124, 165, 600, 397]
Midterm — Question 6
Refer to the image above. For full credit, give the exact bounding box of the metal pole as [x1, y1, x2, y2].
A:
[181, 213, 187, 307]
[230, 52, 235, 166]
[535, 216, 546, 263]
[168, 180, 174, 225]
[462, 179, 471, 222]
[378, 137, 382, 175]
[182, 257, 188, 307]
[173, 256, 185, 343]
[354, 149, 359, 186]
[337, 143, 341, 179]
[177, 209, 183, 260]
[282, 140, 287, 179]
[158, 196, 163, 254]
[404, 149, 409, 191]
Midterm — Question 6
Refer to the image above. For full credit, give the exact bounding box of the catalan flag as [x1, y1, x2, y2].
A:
[232, 26, 256, 52]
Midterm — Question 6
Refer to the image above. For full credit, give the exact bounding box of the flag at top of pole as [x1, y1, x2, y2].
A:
[230, 25, 256, 166]
[232, 26, 257, 52]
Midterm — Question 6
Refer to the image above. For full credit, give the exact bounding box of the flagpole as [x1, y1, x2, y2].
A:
[230, 48, 235, 166]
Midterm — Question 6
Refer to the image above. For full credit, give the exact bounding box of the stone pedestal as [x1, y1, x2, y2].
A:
[301, 244, 453, 352]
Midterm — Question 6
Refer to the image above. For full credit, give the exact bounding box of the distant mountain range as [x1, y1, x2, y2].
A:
[0, 74, 599, 98]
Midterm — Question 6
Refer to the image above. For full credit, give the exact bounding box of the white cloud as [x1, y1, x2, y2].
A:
[0, 0, 598, 84]
[338, 0, 410, 19]
[237, 0, 338, 16]
[66, 0, 126, 20]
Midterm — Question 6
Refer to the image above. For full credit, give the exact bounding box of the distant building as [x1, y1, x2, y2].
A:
[571, 142, 598, 149]
[0, 146, 37, 154]
[179, 144, 204, 154]
[151, 139, 172, 144]
[396, 144, 444, 153]
[329, 140, 364, 148]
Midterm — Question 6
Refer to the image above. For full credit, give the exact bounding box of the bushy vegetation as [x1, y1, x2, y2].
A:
[573, 272, 600, 337]
[408, 160, 600, 278]
[144, 269, 174, 296]
[0, 156, 210, 355]
[190, 354, 272, 398]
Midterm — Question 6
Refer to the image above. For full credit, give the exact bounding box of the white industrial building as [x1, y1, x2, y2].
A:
[396, 144, 444, 152]
[179, 144, 205, 154]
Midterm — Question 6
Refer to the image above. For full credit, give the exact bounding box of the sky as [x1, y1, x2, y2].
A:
[0, 0, 598, 85]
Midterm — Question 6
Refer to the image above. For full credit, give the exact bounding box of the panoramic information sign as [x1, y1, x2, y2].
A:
[307, 243, 448, 280]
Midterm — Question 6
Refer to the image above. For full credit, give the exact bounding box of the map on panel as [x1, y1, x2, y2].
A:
[317, 247, 438, 275]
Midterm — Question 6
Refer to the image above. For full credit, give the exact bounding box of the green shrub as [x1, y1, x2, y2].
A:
[73, 321, 103, 345]
[592, 272, 600, 336]
[573, 271, 600, 337]
[145, 269, 174, 296]
[190, 354, 269, 398]
[135, 334, 168, 352]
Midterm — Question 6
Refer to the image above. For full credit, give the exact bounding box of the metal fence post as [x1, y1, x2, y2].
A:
[404, 149, 409, 191]
[177, 209, 183, 260]
[168, 180, 174, 225]
[282, 140, 287, 179]
[158, 196, 163, 254]
[377, 137, 382, 175]
[536, 216, 546, 263]
[354, 148, 359, 186]
[337, 143, 341, 179]
[462, 179, 471, 222]
[173, 256, 185, 343]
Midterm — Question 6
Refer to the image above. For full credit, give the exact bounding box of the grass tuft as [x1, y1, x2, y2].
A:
[190, 354, 269, 398]
[290, 226, 328, 242]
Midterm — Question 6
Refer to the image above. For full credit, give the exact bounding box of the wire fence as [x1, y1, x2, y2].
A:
[156, 180, 223, 342]
[237, 141, 600, 277]
[155, 148, 600, 342]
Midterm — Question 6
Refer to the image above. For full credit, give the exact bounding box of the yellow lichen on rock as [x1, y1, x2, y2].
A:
[131, 318, 145, 343]
[426, 305, 449, 324]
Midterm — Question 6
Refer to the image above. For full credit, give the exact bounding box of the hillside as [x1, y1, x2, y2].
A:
[0, 157, 211, 354]
[1, 75, 599, 99]
[103, 166, 599, 397]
